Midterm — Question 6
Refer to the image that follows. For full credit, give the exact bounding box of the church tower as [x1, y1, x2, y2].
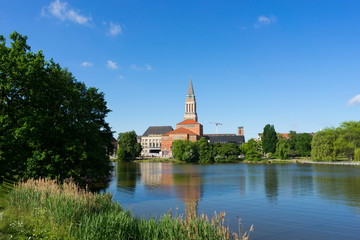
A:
[184, 79, 198, 121]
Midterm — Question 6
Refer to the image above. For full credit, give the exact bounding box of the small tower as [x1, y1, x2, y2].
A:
[237, 126, 244, 136]
[184, 79, 198, 121]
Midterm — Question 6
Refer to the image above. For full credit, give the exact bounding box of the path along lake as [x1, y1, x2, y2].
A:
[100, 162, 360, 240]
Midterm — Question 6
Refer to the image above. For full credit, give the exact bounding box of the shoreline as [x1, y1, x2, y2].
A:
[133, 158, 360, 166]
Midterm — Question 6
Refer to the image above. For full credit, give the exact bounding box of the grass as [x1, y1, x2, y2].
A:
[0, 178, 252, 240]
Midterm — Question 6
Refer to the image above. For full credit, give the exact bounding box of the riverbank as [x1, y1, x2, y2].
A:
[0, 179, 249, 240]
[135, 158, 360, 165]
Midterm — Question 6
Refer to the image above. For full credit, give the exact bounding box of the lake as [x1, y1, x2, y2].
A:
[100, 162, 360, 240]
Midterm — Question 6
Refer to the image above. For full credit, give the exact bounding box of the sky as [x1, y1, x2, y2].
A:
[1, 0, 360, 140]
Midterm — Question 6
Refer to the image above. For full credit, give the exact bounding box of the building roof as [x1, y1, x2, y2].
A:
[208, 135, 245, 145]
[142, 126, 174, 136]
[177, 119, 200, 125]
[163, 127, 198, 136]
[187, 78, 194, 96]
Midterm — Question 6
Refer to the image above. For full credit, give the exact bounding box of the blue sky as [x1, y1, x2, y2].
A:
[1, 0, 360, 139]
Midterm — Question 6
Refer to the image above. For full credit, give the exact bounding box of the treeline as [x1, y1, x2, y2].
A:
[172, 138, 242, 163]
[312, 121, 360, 161]
[261, 124, 313, 160]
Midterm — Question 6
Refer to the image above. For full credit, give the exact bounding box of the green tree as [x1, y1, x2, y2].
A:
[334, 121, 360, 160]
[288, 131, 313, 157]
[213, 143, 240, 162]
[196, 137, 213, 163]
[172, 140, 198, 162]
[0, 32, 113, 183]
[117, 131, 142, 162]
[240, 139, 262, 161]
[276, 138, 290, 159]
[311, 128, 338, 161]
[262, 124, 278, 154]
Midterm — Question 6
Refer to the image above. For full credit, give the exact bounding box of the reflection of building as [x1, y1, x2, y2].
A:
[173, 165, 202, 220]
[139, 126, 173, 157]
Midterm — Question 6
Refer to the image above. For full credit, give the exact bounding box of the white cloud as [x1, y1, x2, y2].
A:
[130, 64, 153, 71]
[254, 15, 277, 28]
[348, 94, 360, 105]
[106, 60, 118, 70]
[80, 61, 93, 67]
[42, 0, 92, 26]
[108, 22, 122, 36]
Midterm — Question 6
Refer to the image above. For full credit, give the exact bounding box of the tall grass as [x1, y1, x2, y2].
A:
[0, 179, 252, 240]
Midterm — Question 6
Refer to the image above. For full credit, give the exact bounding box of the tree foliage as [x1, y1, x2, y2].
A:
[172, 140, 198, 162]
[240, 139, 262, 161]
[0, 32, 114, 183]
[213, 143, 241, 162]
[311, 128, 339, 161]
[262, 124, 278, 154]
[196, 137, 213, 163]
[117, 131, 142, 162]
[287, 131, 313, 157]
[276, 138, 290, 159]
[312, 121, 360, 161]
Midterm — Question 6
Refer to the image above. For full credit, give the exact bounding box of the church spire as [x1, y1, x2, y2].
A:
[184, 78, 198, 121]
[187, 78, 194, 96]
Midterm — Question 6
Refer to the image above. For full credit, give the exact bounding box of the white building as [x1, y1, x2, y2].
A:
[139, 126, 173, 157]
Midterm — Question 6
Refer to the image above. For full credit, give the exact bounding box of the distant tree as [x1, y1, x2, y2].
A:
[334, 121, 360, 160]
[117, 131, 142, 162]
[172, 140, 187, 161]
[240, 139, 262, 161]
[287, 131, 313, 157]
[311, 128, 338, 161]
[213, 143, 240, 162]
[262, 124, 278, 154]
[294, 133, 313, 157]
[0, 32, 113, 184]
[276, 138, 290, 159]
[196, 137, 213, 163]
[172, 140, 198, 162]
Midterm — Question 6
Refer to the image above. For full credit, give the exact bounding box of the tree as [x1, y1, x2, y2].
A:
[311, 128, 338, 161]
[196, 137, 213, 163]
[117, 131, 142, 162]
[172, 140, 198, 162]
[213, 143, 240, 162]
[262, 124, 278, 154]
[0, 32, 114, 184]
[276, 138, 290, 159]
[240, 139, 262, 161]
[288, 131, 313, 157]
[334, 121, 360, 160]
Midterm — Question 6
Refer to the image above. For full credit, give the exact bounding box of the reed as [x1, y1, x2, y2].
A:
[0, 178, 252, 240]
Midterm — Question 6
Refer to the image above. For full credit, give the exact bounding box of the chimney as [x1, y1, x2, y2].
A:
[237, 126, 244, 136]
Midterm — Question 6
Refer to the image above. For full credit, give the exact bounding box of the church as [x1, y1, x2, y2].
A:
[139, 79, 245, 158]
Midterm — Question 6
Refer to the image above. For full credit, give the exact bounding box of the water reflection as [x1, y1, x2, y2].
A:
[116, 162, 139, 193]
[109, 162, 360, 240]
[173, 165, 202, 219]
[264, 165, 278, 203]
[313, 165, 360, 208]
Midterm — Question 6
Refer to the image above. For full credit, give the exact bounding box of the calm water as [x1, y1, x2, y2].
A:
[101, 162, 360, 240]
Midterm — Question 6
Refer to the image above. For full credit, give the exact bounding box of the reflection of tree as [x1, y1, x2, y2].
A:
[264, 165, 278, 203]
[313, 165, 360, 208]
[173, 165, 202, 220]
[116, 162, 139, 193]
